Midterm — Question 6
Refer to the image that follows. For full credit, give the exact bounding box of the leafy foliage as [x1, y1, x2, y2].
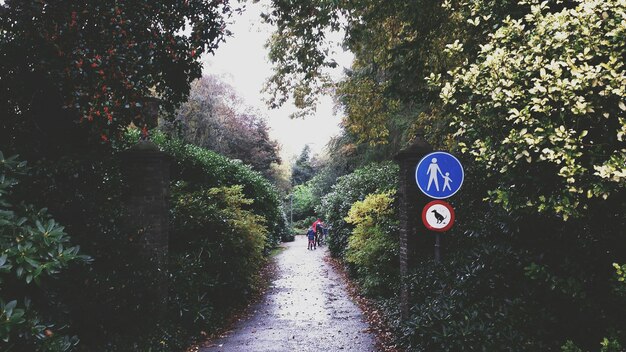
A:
[0, 152, 88, 351]
[8, 144, 178, 351]
[393, 3, 626, 346]
[288, 154, 351, 229]
[0, 129, 287, 350]
[400, 235, 542, 351]
[261, 0, 343, 114]
[262, 0, 524, 144]
[289, 183, 315, 225]
[291, 145, 316, 186]
[147, 131, 288, 249]
[344, 191, 399, 297]
[0, 0, 234, 141]
[336, 74, 400, 145]
[169, 184, 267, 330]
[440, 0, 626, 219]
[319, 162, 398, 258]
[169, 74, 281, 179]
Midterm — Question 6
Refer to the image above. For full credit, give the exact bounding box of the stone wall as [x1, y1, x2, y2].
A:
[394, 132, 432, 320]
[120, 140, 170, 318]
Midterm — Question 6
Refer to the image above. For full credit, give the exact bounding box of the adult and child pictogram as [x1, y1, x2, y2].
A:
[416, 151, 464, 199]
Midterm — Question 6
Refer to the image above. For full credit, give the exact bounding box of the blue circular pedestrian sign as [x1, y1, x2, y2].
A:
[415, 151, 464, 199]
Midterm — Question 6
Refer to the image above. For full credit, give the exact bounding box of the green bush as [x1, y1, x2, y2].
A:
[0, 123, 286, 351]
[150, 132, 288, 250]
[344, 191, 399, 297]
[12, 145, 171, 351]
[279, 211, 294, 242]
[318, 162, 398, 258]
[400, 233, 542, 351]
[562, 338, 624, 352]
[397, 206, 626, 351]
[290, 183, 315, 223]
[169, 184, 266, 330]
[0, 152, 89, 351]
[1, 131, 287, 350]
[288, 166, 343, 225]
[441, 0, 626, 220]
[294, 216, 317, 232]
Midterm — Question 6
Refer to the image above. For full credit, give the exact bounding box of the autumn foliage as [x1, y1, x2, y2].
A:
[0, 0, 234, 140]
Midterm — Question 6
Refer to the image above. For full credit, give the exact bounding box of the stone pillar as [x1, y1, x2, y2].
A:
[393, 131, 432, 320]
[120, 140, 170, 319]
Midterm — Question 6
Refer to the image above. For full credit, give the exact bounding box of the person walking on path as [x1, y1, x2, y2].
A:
[311, 218, 323, 246]
[317, 222, 327, 246]
[307, 227, 316, 250]
[315, 222, 325, 246]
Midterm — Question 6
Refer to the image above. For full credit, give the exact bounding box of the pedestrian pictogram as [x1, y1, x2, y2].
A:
[415, 151, 464, 199]
[422, 200, 455, 232]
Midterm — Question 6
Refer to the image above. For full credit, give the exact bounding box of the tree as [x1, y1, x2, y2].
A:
[291, 145, 315, 186]
[290, 183, 315, 223]
[0, 0, 235, 143]
[261, 0, 344, 117]
[262, 0, 525, 145]
[171, 74, 282, 179]
[440, 0, 626, 219]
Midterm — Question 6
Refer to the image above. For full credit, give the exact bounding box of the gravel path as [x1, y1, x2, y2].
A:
[201, 235, 378, 352]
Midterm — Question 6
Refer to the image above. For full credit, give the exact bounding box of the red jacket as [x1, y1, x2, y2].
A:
[312, 220, 322, 232]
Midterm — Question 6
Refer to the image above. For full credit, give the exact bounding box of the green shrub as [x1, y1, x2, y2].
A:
[169, 184, 267, 330]
[150, 132, 288, 250]
[562, 338, 624, 352]
[288, 167, 343, 225]
[290, 183, 315, 223]
[400, 237, 541, 351]
[0, 152, 89, 351]
[294, 215, 317, 231]
[441, 0, 626, 220]
[0, 129, 287, 350]
[279, 211, 294, 242]
[398, 207, 626, 351]
[318, 162, 398, 258]
[15, 146, 169, 351]
[344, 191, 399, 297]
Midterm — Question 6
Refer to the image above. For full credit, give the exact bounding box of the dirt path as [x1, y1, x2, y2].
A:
[201, 235, 378, 352]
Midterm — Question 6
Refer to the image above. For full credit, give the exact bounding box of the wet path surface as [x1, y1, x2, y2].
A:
[202, 235, 377, 352]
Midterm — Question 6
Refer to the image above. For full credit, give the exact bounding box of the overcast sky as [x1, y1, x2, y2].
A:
[201, 0, 353, 162]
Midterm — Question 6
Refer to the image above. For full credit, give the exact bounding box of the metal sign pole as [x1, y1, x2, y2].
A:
[434, 233, 441, 263]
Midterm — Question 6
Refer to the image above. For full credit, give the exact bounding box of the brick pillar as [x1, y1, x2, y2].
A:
[120, 140, 170, 318]
[393, 131, 432, 320]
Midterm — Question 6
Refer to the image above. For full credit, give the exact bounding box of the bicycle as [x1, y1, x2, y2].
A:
[317, 232, 325, 246]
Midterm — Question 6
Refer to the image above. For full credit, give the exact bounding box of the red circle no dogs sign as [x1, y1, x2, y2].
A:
[422, 200, 455, 232]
